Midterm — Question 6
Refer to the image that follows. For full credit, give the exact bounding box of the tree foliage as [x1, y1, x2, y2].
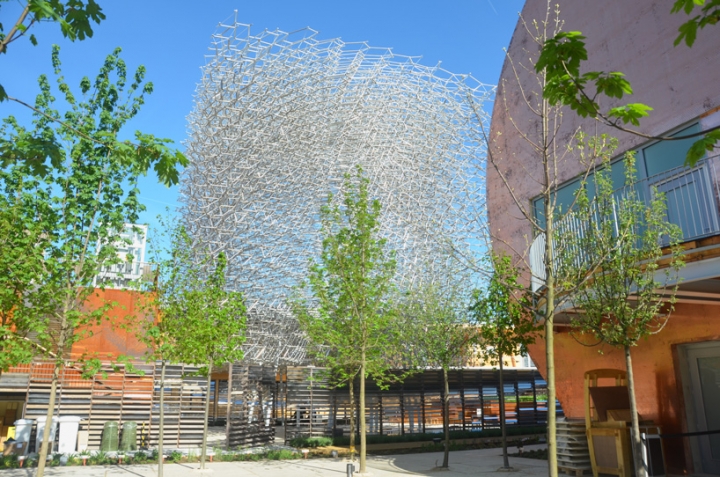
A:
[138, 219, 246, 474]
[0, 4, 187, 182]
[0, 0, 105, 100]
[470, 253, 538, 469]
[568, 154, 685, 348]
[672, 0, 720, 47]
[0, 46, 186, 477]
[0, 46, 186, 364]
[0, 171, 52, 372]
[294, 165, 401, 473]
[537, 3, 720, 167]
[474, 6, 607, 475]
[471, 254, 537, 365]
[401, 283, 475, 468]
[565, 152, 684, 477]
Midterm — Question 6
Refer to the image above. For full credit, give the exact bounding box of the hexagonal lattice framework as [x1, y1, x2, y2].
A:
[182, 21, 493, 365]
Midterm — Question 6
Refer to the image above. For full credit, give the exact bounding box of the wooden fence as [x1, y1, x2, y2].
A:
[0, 362, 557, 450]
[2, 361, 213, 450]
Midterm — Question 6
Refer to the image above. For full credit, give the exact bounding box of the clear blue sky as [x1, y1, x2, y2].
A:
[1, 0, 524, 228]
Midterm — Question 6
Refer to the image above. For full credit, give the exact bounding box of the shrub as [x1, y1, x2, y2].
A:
[0, 455, 19, 469]
[289, 436, 333, 448]
[89, 451, 109, 466]
[167, 450, 183, 463]
[266, 449, 300, 460]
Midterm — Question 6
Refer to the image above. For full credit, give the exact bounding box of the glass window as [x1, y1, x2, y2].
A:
[642, 123, 702, 177]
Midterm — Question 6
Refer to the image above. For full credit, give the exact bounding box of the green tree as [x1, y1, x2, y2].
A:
[536, 1, 720, 167]
[295, 165, 400, 474]
[401, 283, 475, 469]
[135, 218, 190, 477]
[472, 6, 609, 475]
[565, 154, 684, 477]
[0, 176, 51, 374]
[0, 46, 186, 477]
[166, 246, 246, 470]
[470, 254, 538, 470]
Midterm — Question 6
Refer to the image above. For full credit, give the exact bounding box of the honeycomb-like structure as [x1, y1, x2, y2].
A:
[182, 21, 493, 365]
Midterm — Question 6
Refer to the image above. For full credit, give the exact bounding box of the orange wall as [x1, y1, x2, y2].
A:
[70, 288, 153, 360]
[527, 302, 720, 474]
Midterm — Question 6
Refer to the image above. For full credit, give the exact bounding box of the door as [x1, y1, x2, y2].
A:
[680, 341, 720, 475]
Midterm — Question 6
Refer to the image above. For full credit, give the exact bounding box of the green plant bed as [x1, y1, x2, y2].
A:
[6, 447, 301, 468]
[0, 455, 19, 469]
[324, 425, 546, 447]
[509, 448, 548, 460]
[289, 436, 334, 448]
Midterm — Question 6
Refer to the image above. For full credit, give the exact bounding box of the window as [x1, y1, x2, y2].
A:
[532, 123, 703, 232]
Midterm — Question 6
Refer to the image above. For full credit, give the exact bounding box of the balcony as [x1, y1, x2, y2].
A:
[530, 154, 720, 292]
[93, 261, 154, 290]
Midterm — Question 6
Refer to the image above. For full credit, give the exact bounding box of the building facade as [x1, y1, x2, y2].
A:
[488, 1, 720, 474]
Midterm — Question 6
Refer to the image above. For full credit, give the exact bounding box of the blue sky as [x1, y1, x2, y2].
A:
[1, 0, 524, 228]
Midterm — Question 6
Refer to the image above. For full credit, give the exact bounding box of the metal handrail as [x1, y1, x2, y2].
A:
[530, 154, 720, 291]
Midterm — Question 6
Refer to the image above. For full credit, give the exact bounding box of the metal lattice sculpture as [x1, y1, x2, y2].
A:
[182, 21, 493, 365]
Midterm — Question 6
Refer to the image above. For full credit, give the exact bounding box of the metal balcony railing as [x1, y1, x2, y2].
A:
[93, 261, 154, 289]
[530, 154, 720, 291]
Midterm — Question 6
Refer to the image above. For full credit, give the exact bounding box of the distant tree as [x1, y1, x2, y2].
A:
[401, 283, 475, 469]
[470, 254, 538, 470]
[171, 248, 246, 470]
[294, 166, 401, 474]
[0, 46, 186, 477]
[471, 6, 612, 474]
[136, 218, 192, 477]
[565, 154, 684, 477]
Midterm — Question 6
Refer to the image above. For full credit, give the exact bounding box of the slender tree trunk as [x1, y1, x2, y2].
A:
[36, 361, 60, 477]
[545, 208, 558, 477]
[200, 363, 213, 469]
[545, 280, 557, 477]
[349, 377, 356, 459]
[625, 345, 647, 477]
[359, 357, 367, 474]
[499, 355, 511, 469]
[158, 359, 166, 477]
[540, 31, 559, 474]
[442, 367, 450, 468]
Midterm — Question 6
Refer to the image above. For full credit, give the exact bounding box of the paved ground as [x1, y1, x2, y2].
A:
[0, 445, 549, 476]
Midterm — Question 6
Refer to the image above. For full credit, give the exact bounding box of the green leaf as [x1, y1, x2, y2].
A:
[675, 19, 699, 46]
[29, 33, 38, 46]
[686, 130, 720, 166]
[607, 103, 653, 126]
[0, 84, 7, 102]
[536, 31, 588, 77]
[671, 0, 705, 16]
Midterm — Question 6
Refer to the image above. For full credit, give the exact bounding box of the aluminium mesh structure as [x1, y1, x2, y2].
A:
[182, 21, 493, 365]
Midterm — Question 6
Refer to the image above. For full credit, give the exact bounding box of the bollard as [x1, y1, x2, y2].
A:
[346, 463, 355, 477]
